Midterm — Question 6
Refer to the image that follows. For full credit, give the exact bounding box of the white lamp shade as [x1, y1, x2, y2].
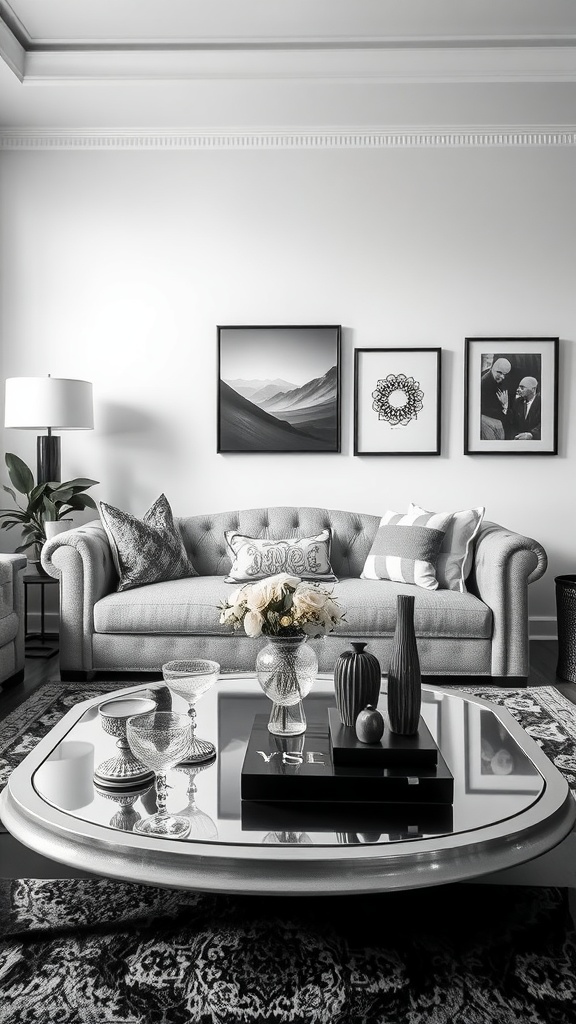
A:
[4, 377, 94, 430]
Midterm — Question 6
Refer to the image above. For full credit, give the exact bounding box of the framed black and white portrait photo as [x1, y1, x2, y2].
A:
[354, 347, 441, 456]
[217, 325, 341, 453]
[464, 337, 559, 455]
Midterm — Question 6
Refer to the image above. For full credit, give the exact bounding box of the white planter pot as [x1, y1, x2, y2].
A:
[44, 519, 73, 540]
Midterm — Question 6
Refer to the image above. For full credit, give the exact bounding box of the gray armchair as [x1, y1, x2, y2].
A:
[0, 553, 26, 687]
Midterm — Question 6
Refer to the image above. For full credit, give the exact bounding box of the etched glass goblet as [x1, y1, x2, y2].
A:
[162, 659, 220, 763]
[126, 710, 193, 838]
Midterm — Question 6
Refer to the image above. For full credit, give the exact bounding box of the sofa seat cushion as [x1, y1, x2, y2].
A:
[334, 578, 491, 639]
[93, 576, 491, 641]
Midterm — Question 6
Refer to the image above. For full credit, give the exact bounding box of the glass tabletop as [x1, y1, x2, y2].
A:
[31, 674, 543, 848]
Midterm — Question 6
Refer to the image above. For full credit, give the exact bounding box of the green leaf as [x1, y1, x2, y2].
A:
[0, 510, 28, 522]
[43, 499, 58, 521]
[61, 478, 99, 491]
[28, 491, 46, 513]
[5, 453, 35, 496]
[49, 486, 75, 504]
[2, 486, 17, 502]
[64, 494, 97, 512]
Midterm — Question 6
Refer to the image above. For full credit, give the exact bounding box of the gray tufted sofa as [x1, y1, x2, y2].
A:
[41, 506, 547, 684]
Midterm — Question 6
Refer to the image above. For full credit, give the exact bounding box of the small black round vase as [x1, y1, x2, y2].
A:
[333, 641, 382, 728]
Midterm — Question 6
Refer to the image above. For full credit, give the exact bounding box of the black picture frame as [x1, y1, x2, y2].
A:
[464, 337, 559, 455]
[217, 325, 341, 453]
[353, 347, 441, 456]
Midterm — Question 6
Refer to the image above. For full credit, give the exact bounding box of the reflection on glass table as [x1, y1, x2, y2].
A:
[465, 704, 541, 794]
[174, 759, 218, 841]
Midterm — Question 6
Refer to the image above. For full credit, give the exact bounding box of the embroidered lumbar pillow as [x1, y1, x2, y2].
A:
[99, 493, 198, 592]
[408, 502, 485, 593]
[360, 508, 452, 591]
[224, 528, 338, 584]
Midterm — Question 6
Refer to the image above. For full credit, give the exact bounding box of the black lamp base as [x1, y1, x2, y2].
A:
[37, 435, 61, 484]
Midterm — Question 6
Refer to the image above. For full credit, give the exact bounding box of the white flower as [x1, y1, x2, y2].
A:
[218, 572, 345, 638]
[244, 609, 265, 637]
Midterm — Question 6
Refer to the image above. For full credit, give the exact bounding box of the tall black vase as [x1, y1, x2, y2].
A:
[333, 641, 381, 727]
[387, 595, 421, 736]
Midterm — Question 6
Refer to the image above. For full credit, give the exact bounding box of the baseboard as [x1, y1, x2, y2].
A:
[423, 675, 527, 689]
[530, 617, 558, 640]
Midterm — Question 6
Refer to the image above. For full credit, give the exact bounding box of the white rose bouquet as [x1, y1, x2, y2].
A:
[219, 572, 345, 639]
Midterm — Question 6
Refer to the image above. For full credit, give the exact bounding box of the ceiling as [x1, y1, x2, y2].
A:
[1, 1, 576, 132]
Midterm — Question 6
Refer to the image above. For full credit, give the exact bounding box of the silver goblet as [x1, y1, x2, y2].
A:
[94, 696, 157, 787]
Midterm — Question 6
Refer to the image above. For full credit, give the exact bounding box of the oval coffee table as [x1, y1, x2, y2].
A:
[1, 674, 574, 895]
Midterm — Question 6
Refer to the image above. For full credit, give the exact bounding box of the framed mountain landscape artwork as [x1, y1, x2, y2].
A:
[217, 325, 341, 453]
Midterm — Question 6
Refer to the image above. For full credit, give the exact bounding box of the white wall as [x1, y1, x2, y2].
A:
[1, 142, 574, 631]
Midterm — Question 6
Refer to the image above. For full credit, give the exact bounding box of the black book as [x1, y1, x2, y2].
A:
[240, 714, 454, 805]
[328, 708, 439, 768]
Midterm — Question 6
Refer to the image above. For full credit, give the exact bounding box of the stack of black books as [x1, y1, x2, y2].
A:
[240, 707, 454, 836]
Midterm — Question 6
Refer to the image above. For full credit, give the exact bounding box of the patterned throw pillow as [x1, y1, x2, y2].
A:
[99, 493, 198, 592]
[360, 509, 453, 591]
[408, 502, 485, 593]
[224, 529, 338, 584]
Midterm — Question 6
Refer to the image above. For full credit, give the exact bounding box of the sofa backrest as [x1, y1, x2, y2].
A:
[177, 506, 381, 579]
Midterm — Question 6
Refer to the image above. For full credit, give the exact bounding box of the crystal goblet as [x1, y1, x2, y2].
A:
[95, 696, 158, 787]
[162, 659, 220, 763]
[126, 710, 193, 838]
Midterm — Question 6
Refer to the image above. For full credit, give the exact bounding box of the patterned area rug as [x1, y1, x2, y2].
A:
[2, 879, 576, 1024]
[2, 682, 576, 1023]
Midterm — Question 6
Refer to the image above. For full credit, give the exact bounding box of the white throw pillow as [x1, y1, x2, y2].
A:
[360, 508, 452, 591]
[408, 502, 485, 593]
[224, 528, 337, 584]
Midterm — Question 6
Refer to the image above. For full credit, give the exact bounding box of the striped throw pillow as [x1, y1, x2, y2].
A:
[408, 503, 485, 593]
[361, 509, 453, 590]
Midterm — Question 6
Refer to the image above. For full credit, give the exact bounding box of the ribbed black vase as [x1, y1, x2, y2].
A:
[387, 595, 421, 736]
[333, 641, 381, 727]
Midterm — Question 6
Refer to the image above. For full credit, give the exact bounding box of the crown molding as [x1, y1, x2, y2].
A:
[13, 44, 576, 83]
[0, 14, 24, 79]
[1, 127, 575, 150]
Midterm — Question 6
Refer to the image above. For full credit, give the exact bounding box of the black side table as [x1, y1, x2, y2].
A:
[555, 575, 576, 683]
[23, 572, 59, 659]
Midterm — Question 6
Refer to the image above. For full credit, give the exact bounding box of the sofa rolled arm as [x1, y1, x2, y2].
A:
[0, 553, 27, 681]
[468, 520, 548, 679]
[41, 519, 117, 675]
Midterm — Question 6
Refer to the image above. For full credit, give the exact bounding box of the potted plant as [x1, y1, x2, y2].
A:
[0, 453, 99, 572]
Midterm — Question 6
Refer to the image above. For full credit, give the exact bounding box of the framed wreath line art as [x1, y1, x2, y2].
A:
[217, 324, 341, 453]
[464, 336, 559, 456]
[354, 347, 442, 456]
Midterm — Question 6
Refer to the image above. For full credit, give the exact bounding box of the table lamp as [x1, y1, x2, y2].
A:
[4, 375, 94, 483]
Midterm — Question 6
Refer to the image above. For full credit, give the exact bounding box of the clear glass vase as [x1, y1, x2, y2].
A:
[256, 635, 318, 736]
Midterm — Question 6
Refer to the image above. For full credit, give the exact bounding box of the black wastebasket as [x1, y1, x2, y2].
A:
[555, 575, 576, 683]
